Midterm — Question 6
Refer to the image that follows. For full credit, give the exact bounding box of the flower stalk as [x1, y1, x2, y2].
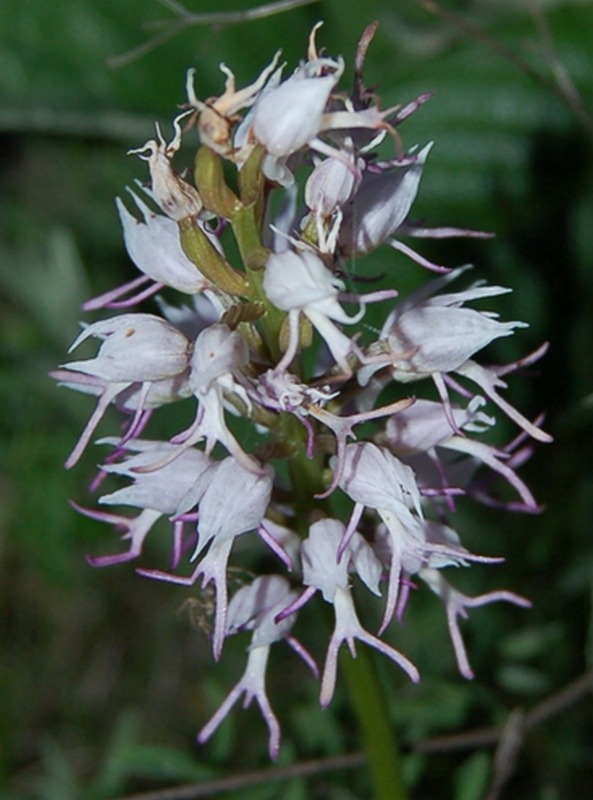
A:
[342, 648, 409, 800]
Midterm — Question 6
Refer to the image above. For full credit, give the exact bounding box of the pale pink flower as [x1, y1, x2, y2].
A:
[80, 439, 211, 567]
[115, 190, 209, 293]
[383, 397, 538, 509]
[252, 56, 344, 159]
[145, 323, 259, 473]
[139, 457, 274, 660]
[359, 268, 552, 443]
[299, 519, 419, 707]
[263, 249, 365, 374]
[198, 576, 314, 760]
[58, 314, 191, 467]
[339, 144, 433, 257]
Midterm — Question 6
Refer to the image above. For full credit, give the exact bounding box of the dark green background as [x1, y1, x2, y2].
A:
[1, 1, 592, 798]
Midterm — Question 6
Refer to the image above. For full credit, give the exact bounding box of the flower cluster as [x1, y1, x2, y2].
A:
[53, 24, 551, 759]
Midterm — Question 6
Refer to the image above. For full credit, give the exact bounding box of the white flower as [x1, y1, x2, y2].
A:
[139, 457, 274, 660]
[82, 439, 212, 568]
[359, 268, 552, 442]
[305, 145, 361, 219]
[384, 398, 539, 509]
[252, 57, 344, 158]
[339, 442, 425, 630]
[198, 576, 311, 761]
[64, 314, 190, 383]
[339, 442, 423, 520]
[99, 438, 211, 514]
[339, 144, 433, 256]
[298, 519, 419, 707]
[59, 314, 191, 467]
[116, 189, 210, 293]
[263, 249, 363, 374]
[139, 323, 257, 473]
[383, 278, 524, 381]
[185, 51, 282, 159]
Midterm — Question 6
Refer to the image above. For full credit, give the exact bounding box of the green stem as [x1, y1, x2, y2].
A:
[194, 145, 241, 219]
[341, 648, 409, 800]
[230, 168, 287, 362]
[178, 217, 252, 297]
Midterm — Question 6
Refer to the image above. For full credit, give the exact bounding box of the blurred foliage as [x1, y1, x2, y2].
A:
[1, 1, 592, 798]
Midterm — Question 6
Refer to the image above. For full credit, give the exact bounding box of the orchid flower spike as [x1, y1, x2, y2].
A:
[56, 23, 552, 760]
